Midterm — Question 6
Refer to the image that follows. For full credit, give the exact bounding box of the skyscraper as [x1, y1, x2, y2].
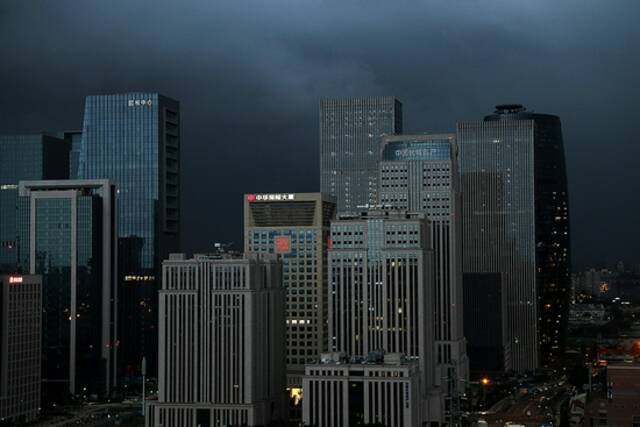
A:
[378, 134, 468, 419]
[326, 210, 440, 423]
[0, 134, 70, 272]
[79, 92, 180, 375]
[320, 97, 402, 213]
[458, 104, 571, 372]
[146, 253, 286, 427]
[0, 274, 41, 424]
[17, 179, 117, 400]
[243, 192, 335, 389]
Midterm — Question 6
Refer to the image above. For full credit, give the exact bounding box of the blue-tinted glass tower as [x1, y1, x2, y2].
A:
[0, 134, 70, 272]
[79, 92, 180, 376]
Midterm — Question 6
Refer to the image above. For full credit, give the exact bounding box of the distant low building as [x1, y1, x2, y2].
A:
[569, 304, 607, 325]
[584, 363, 640, 425]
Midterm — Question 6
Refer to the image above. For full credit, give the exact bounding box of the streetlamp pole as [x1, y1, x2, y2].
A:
[142, 356, 147, 417]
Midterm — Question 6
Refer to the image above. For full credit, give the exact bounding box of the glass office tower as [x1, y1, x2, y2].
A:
[458, 105, 571, 372]
[17, 180, 117, 403]
[0, 134, 70, 272]
[320, 97, 402, 214]
[79, 92, 180, 376]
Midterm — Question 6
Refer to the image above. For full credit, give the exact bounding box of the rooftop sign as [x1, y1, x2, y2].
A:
[247, 194, 295, 202]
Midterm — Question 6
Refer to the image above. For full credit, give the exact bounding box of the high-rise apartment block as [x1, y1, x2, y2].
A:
[320, 97, 402, 213]
[302, 352, 421, 427]
[243, 192, 335, 387]
[79, 92, 180, 375]
[378, 134, 468, 419]
[146, 253, 286, 427]
[0, 274, 41, 423]
[16, 180, 117, 399]
[458, 104, 571, 372]
[0, 134, 70, 272]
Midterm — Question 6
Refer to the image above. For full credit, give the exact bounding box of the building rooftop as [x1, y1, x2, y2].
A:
[336, 209, 428, 221]
[312, 351, 416, 367]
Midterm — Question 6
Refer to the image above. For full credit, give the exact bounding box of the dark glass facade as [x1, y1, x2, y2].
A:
[17, 182, 117, 403]
[462, 273, 503, 373]
[79, 92, 180, 376]
[0, 274, 41, 423]
[320, 97, 402, 213]
[458, 105, 571, 371]
[56, 130, 83, 179]
[0, 134, 70, 272]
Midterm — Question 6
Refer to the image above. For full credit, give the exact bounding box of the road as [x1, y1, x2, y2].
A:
[478, 380, 571, 426]
[35, 401, 144, 426]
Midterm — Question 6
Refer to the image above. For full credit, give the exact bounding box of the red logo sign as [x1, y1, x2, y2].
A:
[8, 276, 23, 284]
[247, 194, 257, 202]
[275, 236, 291, 254]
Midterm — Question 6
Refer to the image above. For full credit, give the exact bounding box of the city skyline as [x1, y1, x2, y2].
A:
[2, 1, 639, 269]
[1, 2, 639, 426]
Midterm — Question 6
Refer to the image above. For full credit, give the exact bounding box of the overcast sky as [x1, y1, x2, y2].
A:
[1, 0, 639, 269]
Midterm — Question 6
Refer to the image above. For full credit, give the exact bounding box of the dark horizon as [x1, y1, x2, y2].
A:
[2, 0, 639, 270]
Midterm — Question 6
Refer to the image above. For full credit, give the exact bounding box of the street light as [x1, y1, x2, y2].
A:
[480, 377, 490, 409]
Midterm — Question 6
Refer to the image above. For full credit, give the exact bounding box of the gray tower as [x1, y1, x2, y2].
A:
[320, 97, 402, 213]
[378, 133, 468, 420]
[457, 104, 570, 373]
[147, 253, 286, 427]
[17, 180, 117, 398]
[327, 211, 442, 423]
[244, 192, 336, 388]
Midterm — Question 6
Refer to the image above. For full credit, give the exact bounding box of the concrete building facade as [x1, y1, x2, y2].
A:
[243, 192, 335, 387]
[378, 133, 468, 420]
[324, 210, 441, 423]
[146, 253, 286, 427]
[302, 352, 421, 427]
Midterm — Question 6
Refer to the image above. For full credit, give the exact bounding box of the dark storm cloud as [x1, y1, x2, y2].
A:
[1, 0, 639, 268]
